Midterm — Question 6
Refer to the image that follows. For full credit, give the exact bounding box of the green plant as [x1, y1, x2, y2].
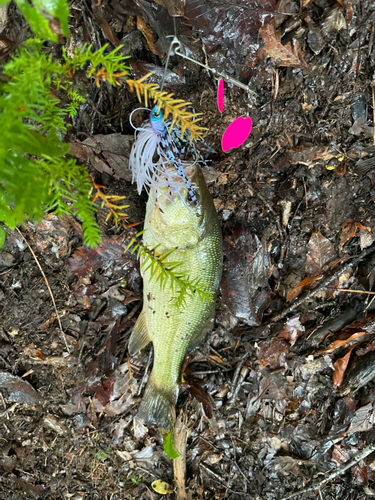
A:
[92, 183, 129, 226]
[125, 231, 214, 308]
[66, 89, 86, 118]
[95, 449, 109, 461]
[0, 0, 204, 252]
[163, 430, 180, 459]
[0, 38, 130, 246]
[130, 475, 143, 485]
[0, 0, 69, 43]
[127, 72, 207, 141]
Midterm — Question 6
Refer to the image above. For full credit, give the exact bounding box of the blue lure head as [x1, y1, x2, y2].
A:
[150, 105, 165, 135]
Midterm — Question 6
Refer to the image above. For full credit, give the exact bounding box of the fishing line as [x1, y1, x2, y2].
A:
[161, 32, 255, 97]
[160, 17, 177, 93]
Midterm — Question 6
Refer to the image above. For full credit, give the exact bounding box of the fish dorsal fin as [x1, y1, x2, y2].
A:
[128, 311, 151, 355]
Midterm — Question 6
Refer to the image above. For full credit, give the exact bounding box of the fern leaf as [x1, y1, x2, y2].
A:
[125, 235, 213, 307]
[126, 75, 207, 142]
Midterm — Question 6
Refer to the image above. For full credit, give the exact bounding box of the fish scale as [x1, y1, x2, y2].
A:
[128, 165, 222, 430]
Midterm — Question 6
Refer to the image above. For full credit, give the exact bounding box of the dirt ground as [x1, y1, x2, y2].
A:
[2, 0, 375, 499]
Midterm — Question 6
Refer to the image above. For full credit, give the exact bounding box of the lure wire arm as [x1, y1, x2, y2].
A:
[168, 36, 255, 96]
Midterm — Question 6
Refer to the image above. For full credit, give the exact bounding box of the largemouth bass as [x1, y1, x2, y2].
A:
[128, 164, 222, 430]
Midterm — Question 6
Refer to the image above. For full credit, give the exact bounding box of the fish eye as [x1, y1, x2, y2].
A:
[154, 111, 160, 117]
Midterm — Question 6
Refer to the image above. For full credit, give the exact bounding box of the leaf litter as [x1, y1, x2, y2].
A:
[3, 0, 375, 499]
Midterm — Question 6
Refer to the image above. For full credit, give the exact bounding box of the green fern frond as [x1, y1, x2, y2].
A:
[63, 44, 131, 86]
[126, 232, 213, 308]
[67, 89, 86, 118]
[0, 38, 132, 248]
[92, 183, 129, 226]
[42, 157, 101, 247]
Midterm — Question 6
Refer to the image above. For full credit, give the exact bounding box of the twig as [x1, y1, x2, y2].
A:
[199, 463, 245, 495]
[302, 177, 308, 209]
[15, 228, 70, 353]
[137, 348, 153, 396]
[250, 178, 287, 265]
[0, 403, 17, 418]
[192, 369, 232, 376]
[227, 353, 248, 405]
[267, 243, 375, 324]
[336, 288, 375, 295]
[196, 435, 250, 490]
[282, 443, 375, 499]
[372, 82, 375, 145]
[364, 295, 375, 313]
[173, 411, 188, 500]
[0, 392, 6, 409]
[228, 366, 249, 406]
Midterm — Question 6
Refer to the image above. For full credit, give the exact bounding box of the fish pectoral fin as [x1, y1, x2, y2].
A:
[128, 311, 152, 355]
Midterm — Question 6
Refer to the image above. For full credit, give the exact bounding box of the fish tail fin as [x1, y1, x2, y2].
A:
[137, 373, 177, 432]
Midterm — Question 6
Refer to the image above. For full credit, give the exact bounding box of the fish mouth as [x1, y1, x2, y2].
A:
[160, 164, 198, 204]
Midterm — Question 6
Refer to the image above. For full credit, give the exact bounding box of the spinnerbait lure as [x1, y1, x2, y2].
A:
[129, 105, 198, 207]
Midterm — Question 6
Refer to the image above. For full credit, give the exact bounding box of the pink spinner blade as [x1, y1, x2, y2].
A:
[217, 79, 224, 113]
[222, 116, 252, 152]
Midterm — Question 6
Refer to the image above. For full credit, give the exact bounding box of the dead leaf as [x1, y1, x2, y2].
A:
[70, 134, 133, 181]
[339, 219, 371, 250]
[153, 0, 185, 16]
[259, 20, 307, 68]
[151, 480, 174, 494]
[356, 340, 375, 357]
[286, 276, 321, 302]
[133, 417, 148, 439]
[322, 4, 347, 36]
[183, 0, 274, 54]
[337, 159, 347, 175]
[12, 477, 44, 498]
[331, 444, 350, 466]
[290, 38, 308, 69]
[258, 338, 289, 370]
[0, 251, 15, 272]
[347, 402, 375, 434]
[31, 214, 74, 257]
[318, 331, 366, 355]
[136, 16, 161, 56]
[273, 456, 316, 475]
[91, 0, 121, 46]
[278, 315, 305, 344]
[259, 377, 286, 400]
[289, 144, 334, 167]
[352, 466, 369, 486]
[182, 367, 215, 419]
[0, 371, 41, 404]
[69, 236, 141, 293]
[359, 229, 374, 250]
[92, 364, 137, 416]
[218, 226, 271, 329]
[315, 147, 336, 161]
[305, 231, 337, 277]
[206, 354, 232, 368]
[346, 1, 353, 23]
[23, 343, 46, 361]
[333, 345, 356, 386]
